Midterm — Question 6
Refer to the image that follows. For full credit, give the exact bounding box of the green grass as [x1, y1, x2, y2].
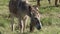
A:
[0, 0, 60, 34]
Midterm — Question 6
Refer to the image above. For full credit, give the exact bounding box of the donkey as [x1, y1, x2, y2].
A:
[37, 0, 51, 6]
[9, 0, 42, 33]
[55, 0, 60, 6]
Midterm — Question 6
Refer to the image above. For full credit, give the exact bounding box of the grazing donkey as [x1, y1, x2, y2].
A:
[9, 0, 42, 33]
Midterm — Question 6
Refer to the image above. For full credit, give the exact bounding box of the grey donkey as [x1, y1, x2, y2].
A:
[9, 0, 42, 33]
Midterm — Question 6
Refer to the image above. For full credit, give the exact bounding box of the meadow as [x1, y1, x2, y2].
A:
[0, 0, 60, 34]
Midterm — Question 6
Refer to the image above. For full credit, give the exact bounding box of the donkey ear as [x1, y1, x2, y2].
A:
[35, 6, 39, 11]
[32, 5, 39, 11]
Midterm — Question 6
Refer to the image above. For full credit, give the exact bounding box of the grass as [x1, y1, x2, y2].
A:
[0, 0, 60, 34]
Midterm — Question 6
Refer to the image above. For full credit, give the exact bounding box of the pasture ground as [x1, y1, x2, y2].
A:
[0, 0, 60, 34]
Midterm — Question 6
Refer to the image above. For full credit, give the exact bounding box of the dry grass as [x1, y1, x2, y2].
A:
[0, 0, 60, 34]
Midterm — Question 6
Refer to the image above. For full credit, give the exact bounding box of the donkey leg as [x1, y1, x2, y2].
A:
[23, 15, 28, 32]
[30, 23, 34, 32]
[48, 0, 51, 4]
[19, 18, 24, 33]
[59, 0, 60, 3]
[30, 19, 34, 32]
[55, 0, 58, 6]
[37, 0, 40, 6]
[10, 13, 14, 31]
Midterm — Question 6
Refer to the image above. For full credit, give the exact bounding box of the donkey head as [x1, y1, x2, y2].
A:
[29, 6, 42, 31]
[31, 13, 42, 30]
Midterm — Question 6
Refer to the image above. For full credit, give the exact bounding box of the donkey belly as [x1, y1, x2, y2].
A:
[16, 10, 28, 18]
